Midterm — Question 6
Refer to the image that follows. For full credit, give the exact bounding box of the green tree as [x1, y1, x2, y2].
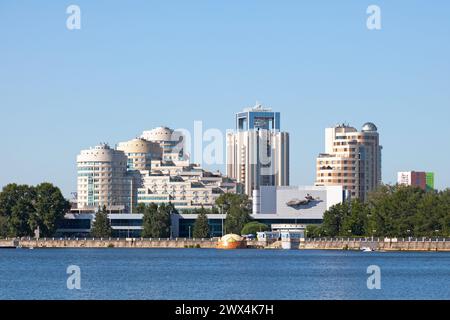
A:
[0, 183, 71, 237]
[414, 191, 442, 236]
[320, 199, 368, 237]
[216, 193, 251, 235]
[0, 184, 36, 237]
[321, 202, 348, 237]
[368, 185, 425, 237]
[31, 183, 70, 237]
[91, 205, 112, 237]
[142, 203, 172, 238]
[241, 221, 269, 236]
[193, 206, 209, 238]
[0, 215, 8, 238]
[141, 203, 158, 238]
[225, 204, 251, 235]
[216, 193, 251, 211]
[306, 224, 324, 238]
[135, 203, 147, 214]
[155, 203, 172, 237]
[341, 200, 369, 236]
[439, 189, 450, 236]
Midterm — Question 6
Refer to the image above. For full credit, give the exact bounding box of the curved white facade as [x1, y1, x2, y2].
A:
[141, 126, 175, 142]
[116, 138, 161, 171]
[141, 126, 185, 161]
[77, 144, 130, 210]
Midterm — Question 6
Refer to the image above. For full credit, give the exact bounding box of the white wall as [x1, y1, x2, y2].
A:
[255, 185, 343, 220]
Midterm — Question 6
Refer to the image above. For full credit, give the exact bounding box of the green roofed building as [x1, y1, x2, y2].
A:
[425, 172, 435, 191]
[398, 171, 435, 191]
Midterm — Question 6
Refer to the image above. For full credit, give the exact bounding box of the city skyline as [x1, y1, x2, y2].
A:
[1, 1, 450, 196]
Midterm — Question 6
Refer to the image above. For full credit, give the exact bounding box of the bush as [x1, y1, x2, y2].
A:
[306, 225, 323, 238]
[241, 221, 269, 236]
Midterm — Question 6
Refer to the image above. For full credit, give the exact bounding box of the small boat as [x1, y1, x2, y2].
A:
[29, 247, 34, 250]
[361, 247, 374, 252]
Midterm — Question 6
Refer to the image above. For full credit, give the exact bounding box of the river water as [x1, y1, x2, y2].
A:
[0, 248, 449, 300]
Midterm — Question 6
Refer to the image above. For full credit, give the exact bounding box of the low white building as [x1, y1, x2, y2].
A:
[252, 185, 344, 224]
[137, 159, 241, 212]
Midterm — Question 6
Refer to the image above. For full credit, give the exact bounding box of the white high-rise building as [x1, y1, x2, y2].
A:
[76, 143, 131, 211]
[226, 103, 290, 197]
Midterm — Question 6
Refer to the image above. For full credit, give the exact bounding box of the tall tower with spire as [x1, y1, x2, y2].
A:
[226, 102, 290, 198]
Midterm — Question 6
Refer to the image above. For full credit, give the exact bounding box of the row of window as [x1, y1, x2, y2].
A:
[78, 162, 126, 166]
[319, 173, 357, 177]
[78, 173, 113, 177]
[335, 135, 377, 140]
[78, 167, 125, 172]
[318, 160, 357, 165]
[137, 196, 170, 201]
[318, 167, 357, 171]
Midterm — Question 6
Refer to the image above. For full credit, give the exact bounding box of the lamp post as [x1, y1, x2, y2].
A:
[169, 206, 173, 239]
[220, 203, 229, 237]
[220, 205, 224, 237]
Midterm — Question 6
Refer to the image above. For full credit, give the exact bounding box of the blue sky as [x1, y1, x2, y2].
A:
[0, 0, 449, 197]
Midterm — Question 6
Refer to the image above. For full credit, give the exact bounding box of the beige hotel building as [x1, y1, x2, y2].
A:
[315, 123, 382, 201]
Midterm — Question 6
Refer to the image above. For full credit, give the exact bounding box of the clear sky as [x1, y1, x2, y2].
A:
[1, 0, 449, 197]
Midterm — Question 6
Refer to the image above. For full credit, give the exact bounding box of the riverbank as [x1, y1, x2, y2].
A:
[301, 237, 450, 252]
[0, 237, 217, 249]
[1, 237, 450, 251]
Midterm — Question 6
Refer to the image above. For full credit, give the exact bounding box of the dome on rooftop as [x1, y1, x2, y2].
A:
[141, 126, 175, 142]
[361, 122, 378, 132]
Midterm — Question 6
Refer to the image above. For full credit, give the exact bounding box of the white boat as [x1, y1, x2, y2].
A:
[361, 247, 373, 252]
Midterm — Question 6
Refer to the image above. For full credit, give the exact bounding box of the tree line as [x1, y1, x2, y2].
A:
[7, 182, 445, 240]
[0, 182, 259, 238]
[134, 193, 256, 238]
[307, 185, 450, 238]
[0, 183, 70, 238]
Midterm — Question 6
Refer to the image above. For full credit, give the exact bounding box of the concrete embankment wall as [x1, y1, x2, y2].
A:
[1, 238, 449, 251]
[300, 239, 450, 251]
[0, 238, 217, 249]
